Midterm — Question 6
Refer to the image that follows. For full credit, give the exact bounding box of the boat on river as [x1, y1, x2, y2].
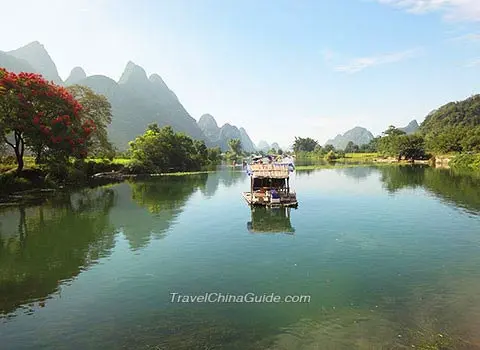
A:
[242, 156, 298, 207]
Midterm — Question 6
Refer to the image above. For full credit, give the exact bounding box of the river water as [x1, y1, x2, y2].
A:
[1, 166, 480, 349]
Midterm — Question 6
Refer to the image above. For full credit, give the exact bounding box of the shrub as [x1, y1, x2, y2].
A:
[123, 159, 153, 174]
[0, 172, 34, 194]
[324, 150, 337, 162]
[450, 153, 480, 171]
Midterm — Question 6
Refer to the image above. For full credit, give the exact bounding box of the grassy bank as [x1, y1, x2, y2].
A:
[449, 153, 480, 172]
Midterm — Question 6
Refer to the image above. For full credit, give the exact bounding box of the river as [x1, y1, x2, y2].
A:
[1, 165, 480, 349]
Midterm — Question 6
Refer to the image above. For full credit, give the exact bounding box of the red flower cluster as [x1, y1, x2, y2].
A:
[51, 115, 72, 126]
[0, 67, 94, 158]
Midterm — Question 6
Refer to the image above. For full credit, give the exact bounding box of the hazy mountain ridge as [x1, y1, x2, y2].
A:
[399, 120, 419, 134]
[197, 114, 256, 152]
[7, 41, 63, 84]
[270, 142, 280, 150]
[74, 62, 206, 148]
[0, 41, 265, 150]
[0, 51, 36, 73]
[325, 126, 374, 149]
[257, 140, 270, 152]
[0, 42, 218, 148]
[65, 67, 87, 86]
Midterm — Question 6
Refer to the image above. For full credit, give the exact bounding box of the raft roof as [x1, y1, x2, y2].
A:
[249, 164, 290, 179]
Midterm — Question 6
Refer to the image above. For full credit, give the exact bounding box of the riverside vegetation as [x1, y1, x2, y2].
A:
[1, 66, 479, 196]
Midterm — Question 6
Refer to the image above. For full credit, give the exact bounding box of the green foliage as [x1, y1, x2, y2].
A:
[344, 141, 359, 153]
[0, 172, 32, 194]
[293, 137, 319, 153]
[324, 144, 335, 153]
[420, 95, 480, 153]
[207, 147, 222, 164]
[450, 153, 480, 171]
[359, 137, 379, 153]
[228, 138, 242, 155]
[397, 134, 427, 160]
[128, 124, 220, 173]
[377, 126, 426, 160]
[124, 159, 152, 174]
[324, 150, 337, 162]
[383, 125, 406, 137]
[66, 85, 114, 159]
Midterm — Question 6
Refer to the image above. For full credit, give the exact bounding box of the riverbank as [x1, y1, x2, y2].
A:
[1, 153, 477, 203]
[0, 156, 220, 199]
[295, 152, 430, 170]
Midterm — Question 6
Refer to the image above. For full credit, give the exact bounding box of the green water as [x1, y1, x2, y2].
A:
[1, 166, 480, 349]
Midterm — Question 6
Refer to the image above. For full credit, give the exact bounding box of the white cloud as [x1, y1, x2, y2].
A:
[466, 58, 480, 67]
[376, 0, 480, 21]
[452, 33, 480, 41]
[333, 49, 421, 73]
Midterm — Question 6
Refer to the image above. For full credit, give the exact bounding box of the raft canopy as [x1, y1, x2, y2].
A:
[248, 163, 291, 179]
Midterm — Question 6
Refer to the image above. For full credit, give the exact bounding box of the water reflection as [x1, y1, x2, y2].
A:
[378, 165, 427, 193]
[116, 174, 208, 250]
[247, 207, 295, 234]
[378, 166, 480, 214]
[0, 188, 116, 316]
[337, 166, 376, 181]
[200, 168, 244, 197]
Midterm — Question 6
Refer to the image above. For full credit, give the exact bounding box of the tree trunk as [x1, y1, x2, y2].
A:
[16, 152, 24, 173]
[4, 131, 25, 173]
[35, 147, 43, 164]
[14, 131, 25, 173]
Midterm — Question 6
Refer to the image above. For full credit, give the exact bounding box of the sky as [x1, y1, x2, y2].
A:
[1, 0, 479, 148]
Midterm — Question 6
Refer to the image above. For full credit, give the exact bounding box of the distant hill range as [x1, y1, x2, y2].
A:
[325, 126, 374, 150]
[197, 114, 256, 152]
[255, 141, 282, 153]
[0, 41, 257, 150]
[399, 119, 419, 134]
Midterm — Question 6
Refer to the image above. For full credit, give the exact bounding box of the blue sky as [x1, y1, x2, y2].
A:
[2, 0, 479, 147]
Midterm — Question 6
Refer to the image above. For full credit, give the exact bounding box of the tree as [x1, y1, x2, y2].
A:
[324, 150, 336, 162]
[377, 126, 406, 158]
[397, 134, 426, 160]
[360, 137, 379, 153]
[67, 85, 113, 159]
[383, 125, 406, 137]
[324, 144, 335, 153]
[207, 146, 222, 163]
[0, 69, 91, 172]
[128, 124, 219, 173]
[344, 141, 359, 153]
[377, 126, 426, 160]
[313, 145, 323, 154]
[293, 137, 318, 153]
[420, 94, 480, 154]
[228, 138, 242, 155]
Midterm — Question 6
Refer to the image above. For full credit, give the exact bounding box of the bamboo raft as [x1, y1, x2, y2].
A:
[243, 162, 298, 208]
[242, 191, 298, 207]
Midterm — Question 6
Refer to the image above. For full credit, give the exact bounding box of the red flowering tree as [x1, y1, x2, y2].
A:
[0, 68, 96, 172]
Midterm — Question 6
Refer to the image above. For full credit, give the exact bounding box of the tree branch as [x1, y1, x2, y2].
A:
[3, 136, 15, 150]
